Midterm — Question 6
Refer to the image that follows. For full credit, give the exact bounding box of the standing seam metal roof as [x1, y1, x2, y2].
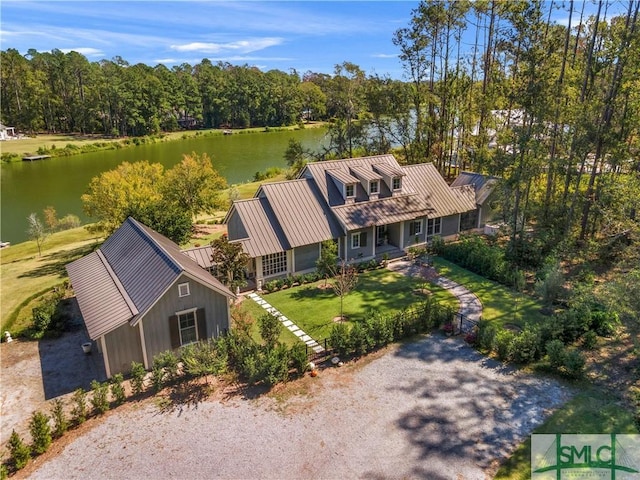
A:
[66, 217, 234, 340]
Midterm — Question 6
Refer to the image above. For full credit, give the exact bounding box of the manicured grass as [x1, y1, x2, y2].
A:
[495, 387, 639, 479]
[433, 257, 547, 327]
[0, 226, 102, 334]
[255, 268, 458, 341]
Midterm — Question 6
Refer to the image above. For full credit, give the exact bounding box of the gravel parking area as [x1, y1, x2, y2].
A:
[28, 335, 574, 480]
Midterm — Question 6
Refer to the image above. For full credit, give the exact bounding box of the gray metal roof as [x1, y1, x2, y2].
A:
[402, 163, 477, 218]
[260, 179, 343, 248]
[327, 169, 359, 185]
[182, 245, 215, 269]
[373, 163, 405, 178]
[303, 155, 411, 207]
[229, 198, 289, 257]
[66, 217, 234, 339]
[450, 172, 500, 205]
[66, 251, 137, 339]
[349, 166, 383, 182]
[332, 195, 427, 230]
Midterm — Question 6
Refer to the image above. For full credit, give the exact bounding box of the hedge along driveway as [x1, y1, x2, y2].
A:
[245, 268, 458, 342]
[433, 257, 547, 328]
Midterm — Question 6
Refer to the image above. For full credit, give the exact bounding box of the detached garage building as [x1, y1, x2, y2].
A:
[66, 217, 234, 378]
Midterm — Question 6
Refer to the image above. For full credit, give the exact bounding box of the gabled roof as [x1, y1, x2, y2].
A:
[259, 179, 343, 248]
[66, 217, 234, 339]
[302, 154, 412, 207]
[227, 197, 289, 258]
[225, 178, 343, 257]
[182, 245, 215, 270]
[450, 172, 500, 205]
[402, 163, 477, 217]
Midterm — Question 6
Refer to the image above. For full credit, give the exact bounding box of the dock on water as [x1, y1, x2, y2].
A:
[23, 155, 51, 161]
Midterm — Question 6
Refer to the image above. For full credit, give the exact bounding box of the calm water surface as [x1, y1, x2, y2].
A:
[1, 128, 328, 243]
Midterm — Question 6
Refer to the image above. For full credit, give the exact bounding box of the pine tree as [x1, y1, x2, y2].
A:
[8, 430, 30, 470]
[29, 411, 52, 455]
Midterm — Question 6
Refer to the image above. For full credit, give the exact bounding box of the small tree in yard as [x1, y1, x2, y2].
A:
[332, 260, 359, 322]
[8, 430, 30, 470]
[130, 361, 147, 396]
[27, 213, 49, 257]
[110, 373, 126, 405]
[316, 240, 338, 286]
[210, 234, 250, 290]
[29, 411, 52, 455]
[71, 388, 87, 425]
[258, 313, 281, 349]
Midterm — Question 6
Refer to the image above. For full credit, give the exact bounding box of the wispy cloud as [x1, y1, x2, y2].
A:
[170, 38, 283, 54]
[60, 47, 104, 57]
[372, 53, 398, 59]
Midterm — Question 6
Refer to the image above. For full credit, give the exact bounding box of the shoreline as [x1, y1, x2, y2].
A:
[0, 122, 326, 163]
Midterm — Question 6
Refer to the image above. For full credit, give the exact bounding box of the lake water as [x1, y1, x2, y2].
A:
[0, 128, 328, 244]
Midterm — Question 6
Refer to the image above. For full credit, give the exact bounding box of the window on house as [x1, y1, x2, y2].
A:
[410, 220, 423, 236]
[345, 184, 355, 198]
[427, 218, 442, 236]
[178, 282, 190, 297]
[370, 180, 379, 194]
[392, 177, 402, 190]
[178, 310, 197, 345]
[262, 251, 287, 277]
[351, 232, 361, 249]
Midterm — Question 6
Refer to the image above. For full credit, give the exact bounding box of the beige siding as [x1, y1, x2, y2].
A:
[142, 274, 230, 361]
[104, 323, 144, 377]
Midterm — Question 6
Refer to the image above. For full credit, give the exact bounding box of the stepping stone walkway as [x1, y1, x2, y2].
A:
[387, 259, 483, 328]
[246, 292, 325, 353]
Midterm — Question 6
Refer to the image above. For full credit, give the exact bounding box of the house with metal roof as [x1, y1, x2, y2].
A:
[224, 154, 496, 288]
[66, 217, 235, 378]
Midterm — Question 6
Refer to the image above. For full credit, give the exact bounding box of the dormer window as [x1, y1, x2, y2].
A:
[392, 177, 402, 190]
[370, 180, 379, 195]
[345, 184, 355, 198]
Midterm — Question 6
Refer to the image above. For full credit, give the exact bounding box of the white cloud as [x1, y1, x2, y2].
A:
[372, 53, 398, 59]
[60, 47, 103, 57]
[170, 37, 284, 54]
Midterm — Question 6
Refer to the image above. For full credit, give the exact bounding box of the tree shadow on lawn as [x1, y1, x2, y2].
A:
[387, 337, 575, 479]
[18, 244, 96, 279]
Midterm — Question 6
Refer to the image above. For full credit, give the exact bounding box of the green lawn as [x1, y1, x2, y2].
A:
[433, 257, 547, 327]
[242, 268, 458, 342]
[495, 387, 639, 479]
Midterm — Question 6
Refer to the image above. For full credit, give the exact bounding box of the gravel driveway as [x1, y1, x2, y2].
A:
[28, 335, 574, 480]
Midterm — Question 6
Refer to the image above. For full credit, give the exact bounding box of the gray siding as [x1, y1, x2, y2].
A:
[142, 274, 230, 362]
[441, 214, 460, 237]
[295, 244, 320, 272]
[403, 217, 426, 248]
[104, 323, 144, 377]
[226, 211, 248, 241]
[345, 227, 374, 260]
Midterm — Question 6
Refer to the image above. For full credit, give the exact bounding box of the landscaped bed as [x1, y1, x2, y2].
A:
[240, 268, 459, 343]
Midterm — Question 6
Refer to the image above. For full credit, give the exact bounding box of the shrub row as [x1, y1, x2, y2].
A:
[474, 320, 587, 379]
[29, 287, 67, 340]
[329, 299, 453, 358]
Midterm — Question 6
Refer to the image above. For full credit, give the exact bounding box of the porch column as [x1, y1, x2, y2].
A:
[371, 226, 376, 257]
[399, 221, 405, 249]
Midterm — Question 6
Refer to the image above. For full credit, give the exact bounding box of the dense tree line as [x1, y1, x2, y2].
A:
[3, 0, 639, 268]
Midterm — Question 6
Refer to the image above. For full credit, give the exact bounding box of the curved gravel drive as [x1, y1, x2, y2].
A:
[30, 336, 573, 480]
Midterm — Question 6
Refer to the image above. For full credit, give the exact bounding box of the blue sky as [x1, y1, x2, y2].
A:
[0, 1, 630, 80]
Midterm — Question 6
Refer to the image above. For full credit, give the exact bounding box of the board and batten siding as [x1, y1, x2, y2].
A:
[141, 273, 230, 363]
[441, 214, 460, 237]
[103, 322, 144, 377]
[345, 226, 374, 260]
[294, 243, 320, 272]
[226, 211, 247, 240]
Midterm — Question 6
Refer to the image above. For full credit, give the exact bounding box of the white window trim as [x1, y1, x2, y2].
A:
[392, 177, 402, 190]
[176, 308, 198, 346]
[345, 183, 356, 198]
[427, 218, 442, 236]
[369, 180, 379, 194]
[413, 220, 423, 235]
[351, 232, 361, 249]
[178, 282, 190, 297]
